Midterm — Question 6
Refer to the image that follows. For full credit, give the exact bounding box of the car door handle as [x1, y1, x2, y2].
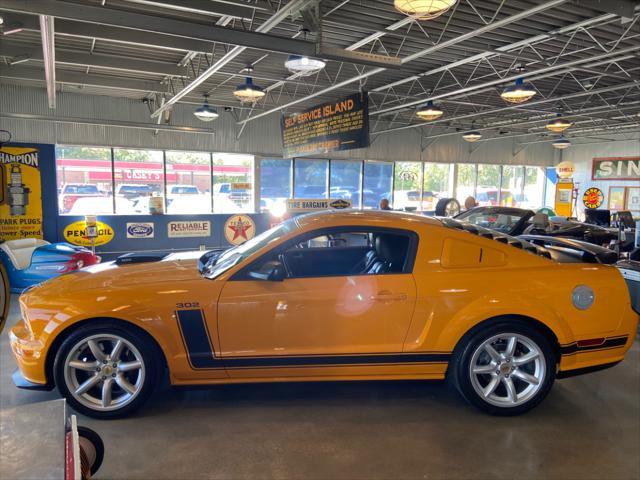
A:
[371, 291, 407, 302]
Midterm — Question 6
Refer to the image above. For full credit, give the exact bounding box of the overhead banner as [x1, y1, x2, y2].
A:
[592, 157, 640, 181]
[0, 146, 43, 240]
[287, 198, 352, 212]
[281, 91, 369, 158]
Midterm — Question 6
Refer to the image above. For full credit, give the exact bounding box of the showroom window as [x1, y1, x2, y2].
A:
[525, 167, 546, 209]
[423, 163, 453, 211]
[165, 151, 212, 214]
[393, 162, 422, 211]
[500, 166, 524, 207]
[55, 145, 114, 215]
[260, 158, 292, 213]
[330, 160, 362, 208]
[476, 164, 502, 207]
[212, 153, 254, 213]
[113, 148, 164, 215]
[456, 164, 477, 206]
[294, 159, 328, 199]
[363, 161, 393, 209]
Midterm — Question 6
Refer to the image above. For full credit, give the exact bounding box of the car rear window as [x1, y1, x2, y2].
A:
[64, 185, 99, 194]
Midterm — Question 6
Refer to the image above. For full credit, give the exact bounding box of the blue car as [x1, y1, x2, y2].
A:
[0, 239, 100, 293]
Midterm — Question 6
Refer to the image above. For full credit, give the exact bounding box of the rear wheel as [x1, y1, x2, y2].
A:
[435, 198, 461, 217]
[451, 321, 556, 415]
[54, 323, 160, 419]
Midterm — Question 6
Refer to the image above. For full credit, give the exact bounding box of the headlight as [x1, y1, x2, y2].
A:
[572, 285, 595, 310]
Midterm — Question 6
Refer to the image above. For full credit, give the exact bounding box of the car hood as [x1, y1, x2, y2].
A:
[27, 251, 204, 297]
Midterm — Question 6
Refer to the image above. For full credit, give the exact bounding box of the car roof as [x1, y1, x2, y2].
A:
[293, 209, 443, 229]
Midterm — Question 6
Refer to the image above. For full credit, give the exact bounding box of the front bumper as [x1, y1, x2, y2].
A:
[8, 320, 49, 386]
[12, 368, 53, 391]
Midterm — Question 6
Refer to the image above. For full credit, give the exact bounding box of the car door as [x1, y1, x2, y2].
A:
[216, 227, 419, 378]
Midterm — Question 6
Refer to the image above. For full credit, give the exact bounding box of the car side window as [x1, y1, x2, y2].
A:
[235, 227, 416, 280]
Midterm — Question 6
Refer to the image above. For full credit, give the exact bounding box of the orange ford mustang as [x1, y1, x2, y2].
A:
[9, 211, 638, 418]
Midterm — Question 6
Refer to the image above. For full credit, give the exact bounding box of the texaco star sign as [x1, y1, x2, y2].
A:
[224, 215, 256, 245]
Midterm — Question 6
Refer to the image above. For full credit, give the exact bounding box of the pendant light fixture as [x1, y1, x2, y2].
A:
[285, 55, 326, 77]
[462, 130, 482, 142]
[552, 136, 571, 150]
[233, 76, 265, 103]
[394, 0, 458, 20]
[501, 78, 537, 104]
[416, 100, 443, 121]
[546, 113, 572, 133]
[193, 94, 218, 122]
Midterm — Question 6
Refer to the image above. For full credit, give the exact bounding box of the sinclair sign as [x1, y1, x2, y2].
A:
[592, 157, 640, 181]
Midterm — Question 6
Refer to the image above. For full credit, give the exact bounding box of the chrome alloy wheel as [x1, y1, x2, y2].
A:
[469, 333, 546, 408]
[63, 334, 146, 412]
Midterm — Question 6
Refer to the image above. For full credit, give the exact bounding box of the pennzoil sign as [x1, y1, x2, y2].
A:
[64, 220, 114, 247]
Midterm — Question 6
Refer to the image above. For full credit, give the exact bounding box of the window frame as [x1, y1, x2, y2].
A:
[231, 225, 419, 281]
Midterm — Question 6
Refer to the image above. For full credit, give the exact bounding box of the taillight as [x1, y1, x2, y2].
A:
[64, 195, 79, 211]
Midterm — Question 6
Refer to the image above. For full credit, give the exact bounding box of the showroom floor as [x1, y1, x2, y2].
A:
[1, 296, 638, 480]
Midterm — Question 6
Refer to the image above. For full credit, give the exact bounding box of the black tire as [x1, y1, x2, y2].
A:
[450, 319, 556, 416]
[54, 321, 161, 419]
[435, 198, 461, 217]
[77, 425, 105, 476]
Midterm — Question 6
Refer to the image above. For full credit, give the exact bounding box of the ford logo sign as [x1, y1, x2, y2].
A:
[127, 223, 154, 238]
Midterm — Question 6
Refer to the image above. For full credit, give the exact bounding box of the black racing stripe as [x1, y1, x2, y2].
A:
[223, 353, 451, 368]
[175, 309, 224, 369]
[560, 335, 628, 355]
[176, 310, 451, 370]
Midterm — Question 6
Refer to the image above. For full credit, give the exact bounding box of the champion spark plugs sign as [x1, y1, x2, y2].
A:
[0, 146, 43, 240]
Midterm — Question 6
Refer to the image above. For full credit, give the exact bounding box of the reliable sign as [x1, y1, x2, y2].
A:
[592, 157, 640, 181]
[281, 91, 369, 158]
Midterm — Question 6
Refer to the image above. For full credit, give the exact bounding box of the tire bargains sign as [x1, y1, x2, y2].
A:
[0, 146, 43, 240]
[64, 220, 114, 247]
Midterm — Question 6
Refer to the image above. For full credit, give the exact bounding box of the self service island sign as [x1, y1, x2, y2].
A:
[281, 91, 370, 158]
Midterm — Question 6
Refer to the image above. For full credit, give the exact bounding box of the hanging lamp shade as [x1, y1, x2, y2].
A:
[546, 114, 572, 133]
[462, 130, 482, 142]
[552, 136, 571, 149]
[394, 0, 458, 20]
[233, 77, 265, 102]
[416, 100, 443, 121]
[501, 78, 537, 104]
[285, 55, 326, 76]
[193, 95, 218, 122]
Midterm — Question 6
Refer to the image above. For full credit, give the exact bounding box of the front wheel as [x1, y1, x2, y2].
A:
[451, 322, 556, 416]
[54, 322, 160, 419]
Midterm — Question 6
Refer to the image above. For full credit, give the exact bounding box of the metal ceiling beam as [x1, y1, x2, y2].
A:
[0, 0, 400, 69]
[0, 112, 214, 134]
[121, 0, 259, 20]
[39, 14, 55, 109]
[373, 45, 640, 116]
[0, 0, 317, 57]
[151, 0, 316, 118]
[373, 81, 640, 134]
[0, 66, 166, 93]
[0, 42, 188, 77]
[237, 0, 571, 126]
[576, 0, 637, 18]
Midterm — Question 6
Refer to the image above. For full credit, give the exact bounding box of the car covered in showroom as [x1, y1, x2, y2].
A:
[0, 239, 100, 293]
[9, 211, 638, 418]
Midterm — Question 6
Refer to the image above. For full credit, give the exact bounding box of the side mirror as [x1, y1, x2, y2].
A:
[248, 260, 285, 282]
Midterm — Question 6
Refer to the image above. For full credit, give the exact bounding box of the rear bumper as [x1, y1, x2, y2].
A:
[12, 368, 53, 391]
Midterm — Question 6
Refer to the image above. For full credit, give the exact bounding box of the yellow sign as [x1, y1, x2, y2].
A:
[231, 183, 251, 191]
[64, 220, 114, 247]
[0, 146, 43, 240]
[555, 181, 574, 217]
[582, 187, 604, 210]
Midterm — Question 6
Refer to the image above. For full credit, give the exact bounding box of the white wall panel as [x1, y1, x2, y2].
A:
[1, 85, 556, 166]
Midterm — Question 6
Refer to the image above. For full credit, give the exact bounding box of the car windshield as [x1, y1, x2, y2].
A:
[203, 219, 297, 279]
[456, 209, 528, 233]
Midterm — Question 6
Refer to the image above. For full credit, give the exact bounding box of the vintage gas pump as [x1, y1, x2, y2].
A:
[554, 160, 576, 217]
[7, 163, 30, 216]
